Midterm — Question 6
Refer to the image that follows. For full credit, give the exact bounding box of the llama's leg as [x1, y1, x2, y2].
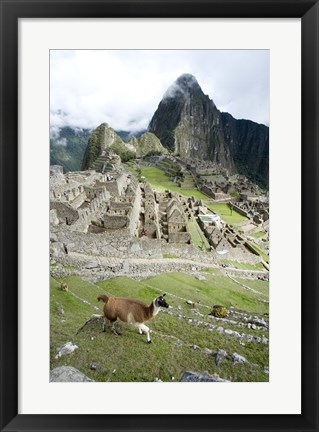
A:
[138, 323, 151, 343]
[133, 323, 143, 335]
[103, 317, 120, 335]
[102, 317, 107, 332]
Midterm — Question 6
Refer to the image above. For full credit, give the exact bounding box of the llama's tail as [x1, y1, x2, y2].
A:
[97, 294, 109, 303]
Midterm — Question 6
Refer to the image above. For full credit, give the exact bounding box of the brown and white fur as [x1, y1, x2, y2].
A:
[97, 293, 169, 343]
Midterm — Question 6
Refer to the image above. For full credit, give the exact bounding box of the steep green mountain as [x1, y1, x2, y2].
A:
[81, 123, 136, 169]
[81, 124, 169, 170]
[50, 127, 91, 172]
[149, 74, 269, 187]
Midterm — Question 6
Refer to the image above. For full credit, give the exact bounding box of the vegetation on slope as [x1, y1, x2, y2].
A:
[109, 141, 136, 162]
[50, 127, 91, 173]
[51, 270, 269, 383]
[81, 124, 107, 170]
[130, 132, 169, 157]
[206, 203, 248, 225]
[139, 166, 209, 200]
[187, 218, 211, 251]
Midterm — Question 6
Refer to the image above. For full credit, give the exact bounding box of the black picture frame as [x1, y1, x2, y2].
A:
[0, 1, 318, 431]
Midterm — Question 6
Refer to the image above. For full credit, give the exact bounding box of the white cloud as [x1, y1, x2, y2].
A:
[50, 50, 269, 135]
[54, 137, 67, 146]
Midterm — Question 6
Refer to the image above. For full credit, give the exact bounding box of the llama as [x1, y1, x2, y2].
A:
[97, 293, 169, 343]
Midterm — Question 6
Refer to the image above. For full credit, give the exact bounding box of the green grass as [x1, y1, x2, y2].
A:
[246, 242, 269, 263]
[163, 253, 179, 259]
[187, 218, 211, 251]
[124, 165, 139, 176]
[140, 166, 209, 200]
[51, 271, 269, 382]
[234, 278, 269, 297]
[251, 231, 266, 239]
[141, 273, 268, 315]
[206, 203, 248, 225]
[220, 261, 265, 271]
[201, 268, 219, 274]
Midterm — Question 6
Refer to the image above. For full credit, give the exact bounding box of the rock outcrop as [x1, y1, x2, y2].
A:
[50, 366, 94, 382]
[180, 371, 230, 382]
[149, 74, 269, 187]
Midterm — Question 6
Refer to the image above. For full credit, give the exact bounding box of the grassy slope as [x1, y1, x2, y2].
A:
[206, 203, 248, 225]
[251, 231, 266, 239]
[220, 261, 265, 271]
[140, 166, 209, 200]
[187, 218, 211, 251]
[51, 271, 269, 382]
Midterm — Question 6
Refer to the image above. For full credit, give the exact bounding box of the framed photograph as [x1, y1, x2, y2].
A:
[0, 1, 318, 431]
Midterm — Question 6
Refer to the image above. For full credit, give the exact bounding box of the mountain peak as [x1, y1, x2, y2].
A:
[175, 73, 199, 87]
[148, 74, 269, 187]
[163, 73, 201, 100]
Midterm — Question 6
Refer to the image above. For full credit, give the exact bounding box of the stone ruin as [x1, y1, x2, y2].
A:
[230, 197, 269, 225]
[50, 163, 267, 266]
[50, 166, 111, 229]
[154, 191, 191, 244]
[99, 151, 122, 174]
[50, 165, 192, 246]
[139, 183, 161, 239]
[91, 175, 141, 235]
[197, 211, 246, 255]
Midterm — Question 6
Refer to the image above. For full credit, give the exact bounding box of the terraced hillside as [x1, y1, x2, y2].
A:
[139, 166, 209, 200]
[51, 269, 269, 382]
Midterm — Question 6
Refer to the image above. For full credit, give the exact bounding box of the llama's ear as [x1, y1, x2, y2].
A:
[163, 293, 166, 297]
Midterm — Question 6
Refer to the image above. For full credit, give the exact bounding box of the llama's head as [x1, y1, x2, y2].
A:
[155, 293, 169, 308]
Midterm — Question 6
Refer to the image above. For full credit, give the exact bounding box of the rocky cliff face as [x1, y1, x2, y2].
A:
[149, 74, 269, 187]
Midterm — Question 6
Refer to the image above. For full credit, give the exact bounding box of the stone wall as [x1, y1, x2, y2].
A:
[161, 242, 217, 264]
[113, 196, 135, 205]
[229, 202, 249, 218]
[99, 181, 120, 196]
[103, 214, 129, 229]
[128, 185, 141, 236]
[200, 185, 214, 198]
[168, 232, 191, 243]
[95, 173, 128, 196]
[144, 220, 158, 238]
[50, 226, 163, 259]
[117, 173, 130, 195]
[71, 191, 87, 209]
[50, 202, 79, 225]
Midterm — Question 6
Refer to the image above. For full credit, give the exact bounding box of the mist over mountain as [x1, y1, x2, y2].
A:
[50, 127, 92, 172]
[115, 129, 146, 142]
[51, 73, 268, 188]
[50, 127, 146, 173]
[149, 74, 269, 187]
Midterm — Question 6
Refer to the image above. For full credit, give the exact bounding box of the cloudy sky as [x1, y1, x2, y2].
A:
[50, 50, 269, 137]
